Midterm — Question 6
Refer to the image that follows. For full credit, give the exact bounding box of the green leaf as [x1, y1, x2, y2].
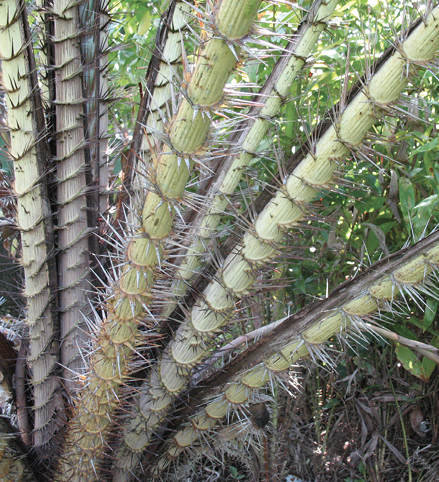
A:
[420, 356, 437, 382]
[411, 136, 438, 155]
[355, 196, 385, 213]
[414, 194, 439, 210]
[398, 177, 416, 233]
[395, 344, 422, 376]
[395, 344, 437, 381]
[423, 296, 439, 330]
[138, 11, 152, 36]
[412, 194, 438, 238]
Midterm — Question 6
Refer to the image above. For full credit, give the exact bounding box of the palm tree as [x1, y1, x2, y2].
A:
[0, 0, 438, 480]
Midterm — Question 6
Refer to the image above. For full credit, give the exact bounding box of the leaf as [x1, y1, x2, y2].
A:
[413, 194, 438, 239]
[395, 344, 422, 376]
[420, 357, 437, 382]
[414, 194, 439, 210]
[362, 222, 390, 256]
[398, 177, 416, 232]
[230, 466, 238, 477]
[323, 398, 339, 410]
[423, 296, 439, 330]
[387, 169, 401, 222]
[355, 196, 385, 213]
[395, 344, 437, 382]
[138, 11, 152, 36]
[393, 323, 418, 340]
[411, 136, 438, 156]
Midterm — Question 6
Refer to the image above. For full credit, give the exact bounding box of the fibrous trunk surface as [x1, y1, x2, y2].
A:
[0, 1, 438, 481]
[58, 1, 264, 480]
[54, 0, 91, 393]
[0, 0, 62, 450]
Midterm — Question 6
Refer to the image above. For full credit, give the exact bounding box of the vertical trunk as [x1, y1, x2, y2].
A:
[79, 0, 109, 242]
[0, 0, 62, 449]
[53, 0, 91, 391]
[59, 2, 264, 480]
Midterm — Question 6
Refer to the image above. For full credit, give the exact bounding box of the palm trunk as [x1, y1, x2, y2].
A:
[58, 2, 263, 480]
[0, 0, 62, 449]
[53, 0, 91, 392]
[129, 0, 191, 204]
[79, 0, 109, 236]
[0, 0, 437, 479]
[161, 0, 339, 321]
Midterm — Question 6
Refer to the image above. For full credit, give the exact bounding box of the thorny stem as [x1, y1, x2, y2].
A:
[153, 230, 439, 474]
[146, 6, 439, 475]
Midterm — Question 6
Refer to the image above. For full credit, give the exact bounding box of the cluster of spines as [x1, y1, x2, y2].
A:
[77, 0, 111, 248]
[154, 232, 439, 475]
[111, 3, 439, 477]
[111, 0, 307, 478]
[55, 2, 190, 479]
[58, 1, 267, 481]
[53, 0, 101, 394]
[0, 0, 63, 449]
[0, 0, 112, 453]
[130, 0, 192, 204]
[161, 0, 340, 321]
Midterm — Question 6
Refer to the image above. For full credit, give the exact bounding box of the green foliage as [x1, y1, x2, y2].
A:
[109, 0, 163, 128]
[229, 465, 246, 480]
[243, 0, 439, 385]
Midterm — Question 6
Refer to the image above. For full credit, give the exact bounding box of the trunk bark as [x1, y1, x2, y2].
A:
[53, 0, 91, 393]
[58, 2, 263, 480]
[0, 0, 62, 450]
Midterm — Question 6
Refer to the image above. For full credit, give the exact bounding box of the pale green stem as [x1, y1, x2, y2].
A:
[59, 1, 262, 480]
[115, 4, 439, 475]
[156, 231, 439, 471]
[161, 0, 340, 321]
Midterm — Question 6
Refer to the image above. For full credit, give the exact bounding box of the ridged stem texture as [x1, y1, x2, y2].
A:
[157, 231, 439, 471]
[0, 0, 62, 449]
[79, 0, 110, 231]
[54, 0, 91, 393]
[58, 1, 262, 480]
[115, 2, 439, 475]
[161, 0, 339, 320]
[131, 0, 191, 205]
[113, 0, 267, 478]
